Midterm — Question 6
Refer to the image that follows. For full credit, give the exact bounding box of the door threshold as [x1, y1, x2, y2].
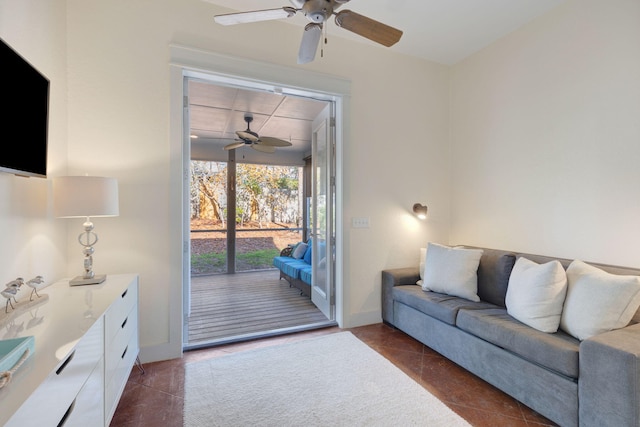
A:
[184, 320, 337, 351]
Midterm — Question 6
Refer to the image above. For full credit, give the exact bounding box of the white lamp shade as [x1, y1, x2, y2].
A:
[53, 176, 119, 218]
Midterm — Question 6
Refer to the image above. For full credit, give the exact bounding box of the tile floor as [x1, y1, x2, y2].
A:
[110, 323, 558, 427]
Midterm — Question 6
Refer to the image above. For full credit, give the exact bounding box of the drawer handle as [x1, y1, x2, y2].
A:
[122, 345, 128, 359]
[121, 289, 128, 298]
[121, 316, 128, 329]
[56, 350, 75, 375]
[57, 398, 76, 427]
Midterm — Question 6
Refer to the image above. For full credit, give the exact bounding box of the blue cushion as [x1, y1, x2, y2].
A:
[274, 257, 309, 279]
[300, 266, 313, 284]
[273, 256, 291, 270]
[302, 239, 313, 264]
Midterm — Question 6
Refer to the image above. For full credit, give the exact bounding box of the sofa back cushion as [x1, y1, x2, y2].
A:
[475, 248, 517, 307]
[303, 239, 313, 264]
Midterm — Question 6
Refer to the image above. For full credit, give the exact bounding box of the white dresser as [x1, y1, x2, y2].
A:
[0, 274, 139, 427]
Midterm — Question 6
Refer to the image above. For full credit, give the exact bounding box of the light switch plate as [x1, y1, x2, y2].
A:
[351, 217, 370, 228]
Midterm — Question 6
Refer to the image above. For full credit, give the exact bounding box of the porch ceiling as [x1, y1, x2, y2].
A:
[188, 80, 327, 158]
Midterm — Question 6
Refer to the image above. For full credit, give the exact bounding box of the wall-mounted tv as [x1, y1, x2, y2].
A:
[0, 37, 49, 178]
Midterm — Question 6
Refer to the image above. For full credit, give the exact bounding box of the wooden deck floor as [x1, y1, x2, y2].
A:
[186, 269, 332, 349]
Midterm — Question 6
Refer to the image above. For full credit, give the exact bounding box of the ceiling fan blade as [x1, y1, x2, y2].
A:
[297, 23, 322, 64]
[236, 130, 259, 142]
[224, 141, 245, 151]
[333, 0, 351, 11]
[252, 143, 277, 153]
[259, 136, 292, 147]
[214, 7, 296, 26]
[334, 10, 403, 47]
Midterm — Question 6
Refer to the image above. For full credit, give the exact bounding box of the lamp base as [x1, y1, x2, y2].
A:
[69, 274, 106, 287]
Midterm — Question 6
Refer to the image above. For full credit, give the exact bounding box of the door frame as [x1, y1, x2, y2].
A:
[169, 45, 350, 351]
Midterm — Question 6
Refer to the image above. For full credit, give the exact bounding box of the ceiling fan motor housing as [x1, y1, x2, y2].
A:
[301, 0, 333, 23]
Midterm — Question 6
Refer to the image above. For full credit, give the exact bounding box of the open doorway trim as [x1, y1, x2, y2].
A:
[169, 44, 349, 356]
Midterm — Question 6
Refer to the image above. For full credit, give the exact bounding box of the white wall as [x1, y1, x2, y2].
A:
[65, 0, 451, 361]
[0, 1, 68, 299]
[450, 0, 640, 267]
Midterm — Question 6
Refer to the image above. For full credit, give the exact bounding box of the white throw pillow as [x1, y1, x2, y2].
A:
[421, 243, 483, 302]
[505, 257, 567, 333]
[560, 260, 640, 341]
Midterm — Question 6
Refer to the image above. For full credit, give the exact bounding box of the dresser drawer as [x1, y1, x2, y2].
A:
[105, 317, 139, 423]
[57, 357, 104, 427]
[105, 282, 138, 345]
[105, 304, 137, 377]
[6, 317, 104, 427]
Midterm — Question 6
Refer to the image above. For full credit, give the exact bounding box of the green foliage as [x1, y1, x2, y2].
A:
[240, 249, 281, 267]
[191, 248, 281, 274]
[191, 251, 226, 272]
[276, 176, 298, 190]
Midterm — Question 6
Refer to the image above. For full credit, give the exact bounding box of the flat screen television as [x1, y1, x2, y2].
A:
[0, 37, 49, 178]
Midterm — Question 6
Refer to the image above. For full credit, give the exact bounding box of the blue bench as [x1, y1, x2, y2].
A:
[273, 240, 324, 297]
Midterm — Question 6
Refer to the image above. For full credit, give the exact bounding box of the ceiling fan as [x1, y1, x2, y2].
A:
[213, 0, 403, 64]
[224, 113, 293, 153]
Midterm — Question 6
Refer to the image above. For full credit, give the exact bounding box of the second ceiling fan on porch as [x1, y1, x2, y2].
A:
[224, 113, 293, 153]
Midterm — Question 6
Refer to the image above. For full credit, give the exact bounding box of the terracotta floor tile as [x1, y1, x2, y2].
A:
[111, 324, 558, 427]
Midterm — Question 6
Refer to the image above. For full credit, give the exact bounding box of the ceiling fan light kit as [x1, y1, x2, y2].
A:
[213, 0, 403, 64]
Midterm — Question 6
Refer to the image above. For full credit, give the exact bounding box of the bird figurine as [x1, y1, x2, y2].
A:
[26, 276, 45, 301]
[2, 278, 24, 313]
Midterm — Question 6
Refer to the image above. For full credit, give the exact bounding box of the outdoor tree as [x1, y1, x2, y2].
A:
[191, 161, 226, 225]
[191, 160, 302, 228]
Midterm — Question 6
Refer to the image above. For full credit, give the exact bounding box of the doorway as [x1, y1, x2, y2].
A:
[182, 72, 341, 348]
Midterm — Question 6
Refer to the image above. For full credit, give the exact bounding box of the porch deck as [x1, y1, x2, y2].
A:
[186, 269, 332, 349]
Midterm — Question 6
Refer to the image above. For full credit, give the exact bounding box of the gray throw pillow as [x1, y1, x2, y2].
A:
[292, 242, 308, 259]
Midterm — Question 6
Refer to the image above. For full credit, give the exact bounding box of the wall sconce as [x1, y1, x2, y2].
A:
[413, 203, 428, 220]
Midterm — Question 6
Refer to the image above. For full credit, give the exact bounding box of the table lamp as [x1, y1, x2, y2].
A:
[53, 176, 119, 286]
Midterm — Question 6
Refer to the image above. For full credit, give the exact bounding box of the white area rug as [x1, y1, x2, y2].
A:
[184, 331, 471, 427]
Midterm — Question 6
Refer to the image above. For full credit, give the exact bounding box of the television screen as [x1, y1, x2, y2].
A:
[0, 37, 49, 178]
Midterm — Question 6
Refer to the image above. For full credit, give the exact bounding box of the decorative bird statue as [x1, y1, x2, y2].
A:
[2, 278, 24, 313]
[26, 276, 45, 301]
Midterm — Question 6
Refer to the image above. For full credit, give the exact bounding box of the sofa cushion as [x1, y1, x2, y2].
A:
[560, 260, 640, 340]
[475, 248, 517, 307]
[505, 257, 567, 333]
[457, 307, 580, 379]
[302, 240, 313, 264]
[422, 243, 484, 302]
[272, 257, 308, 279]
[300, 266, 313, 285]
[272, 256, 290, 271]
[393, 285, 497, 326]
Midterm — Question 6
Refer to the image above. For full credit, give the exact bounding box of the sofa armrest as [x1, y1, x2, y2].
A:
[280, 246, 293, 257]
[579, 323, 640, 427]
[381, 268, 420, 324]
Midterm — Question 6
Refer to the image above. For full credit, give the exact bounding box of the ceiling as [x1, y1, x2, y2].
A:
[192, 0, 566, 161]
[188, 80, 327, 160]
[204, 0, 566, 65]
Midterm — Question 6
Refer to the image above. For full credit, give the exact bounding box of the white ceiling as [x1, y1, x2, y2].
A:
[205, 0, 566, 65]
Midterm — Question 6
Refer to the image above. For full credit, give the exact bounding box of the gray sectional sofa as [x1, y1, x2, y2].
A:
[381, 245, 640, 427]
